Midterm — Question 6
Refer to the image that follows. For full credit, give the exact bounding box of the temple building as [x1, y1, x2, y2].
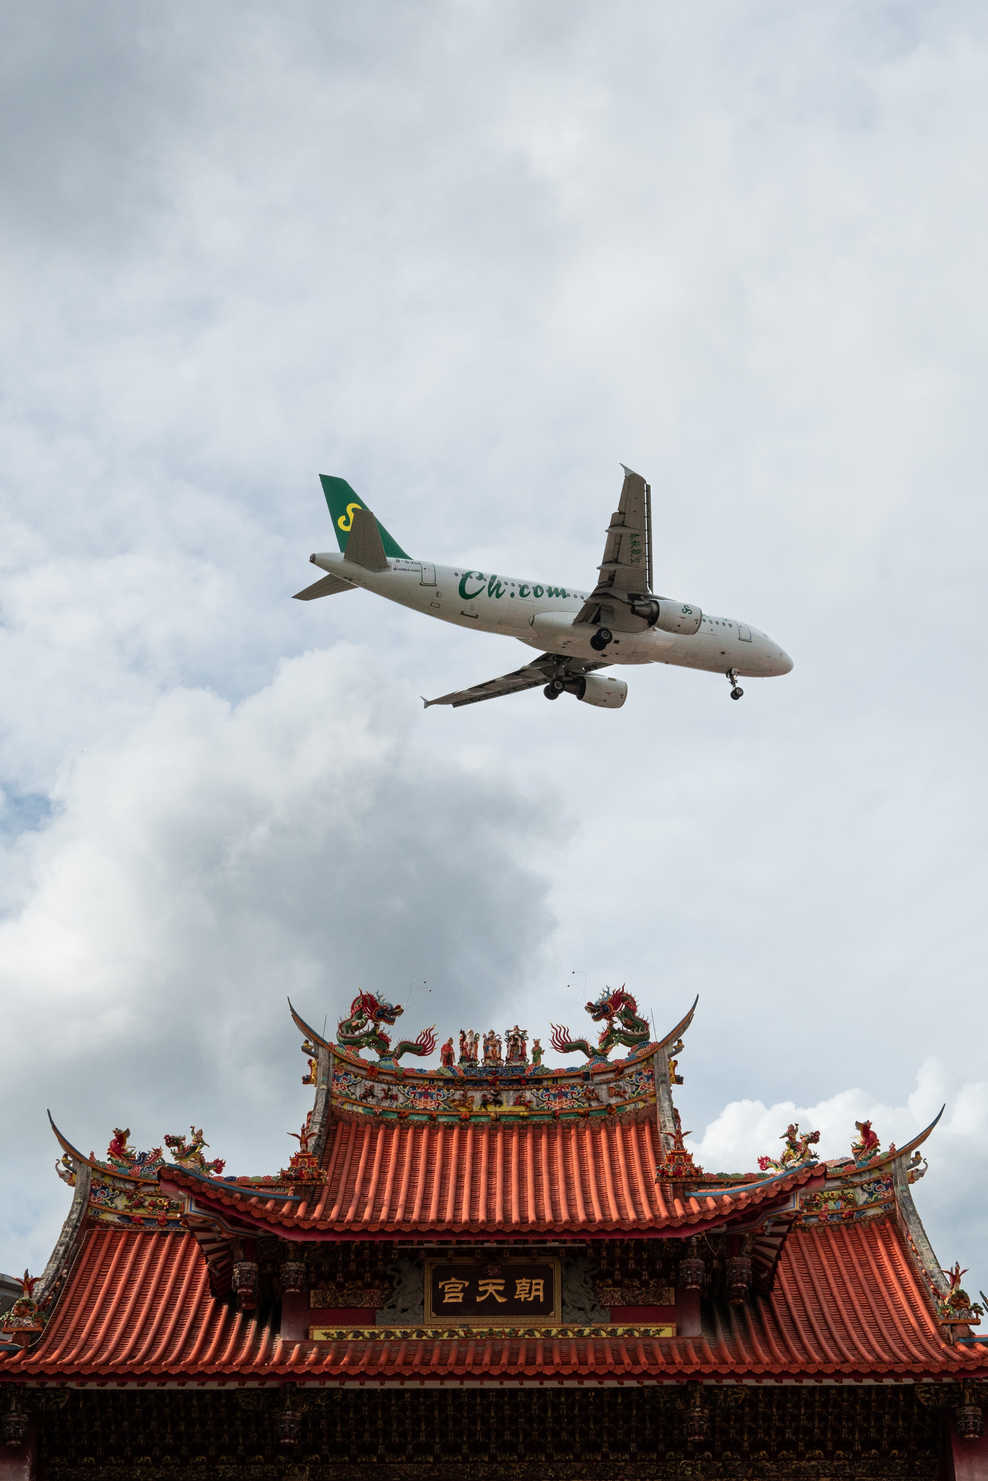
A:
[2, 986, 988, 1480]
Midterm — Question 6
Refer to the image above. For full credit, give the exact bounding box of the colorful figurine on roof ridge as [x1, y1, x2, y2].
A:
[104, 1128, 164, 1175]
[505, 1025, 528, 1064]
[482, 1030, 503, 1066]
[851, 1119, 881, 1163]
[0, 1272, 45, 1348]
[337, 990, 436, 1062]
[758, 1122, 821, 1174]
[939, 1262, 983, 1323]
[164, 1125, 226, 1176]
[55, 1151, 76, 1187]
[550, 985, 650, 1061]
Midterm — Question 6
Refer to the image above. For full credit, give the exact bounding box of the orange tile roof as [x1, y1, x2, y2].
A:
[161, 1115, 821, 1237]
[5, 1217, 987, 1382]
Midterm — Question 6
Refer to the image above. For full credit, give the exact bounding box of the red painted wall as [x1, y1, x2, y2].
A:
[0, 1428, 36, 1480]
[950, 1430, 988, 1480]
[281, 1290, 377, 1341]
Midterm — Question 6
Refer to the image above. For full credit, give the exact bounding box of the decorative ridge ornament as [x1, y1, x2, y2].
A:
[851, 1119, 881, 1163]
[757, 1123, 821, 1174]
[550, 985, 651, 1061]
[46, 1112, 186, 1230]
[280, 1118, 322, 1182]
[336, 990, 437, 1062]
[104, 1127, 165, 1176]
[0, 1272, 45, 1347]
[658, 1108, 703, 1182]
[163, 1126, 226, 1176]
[830, 1105, 945, 1180]
[939, 1262, 984, 1326]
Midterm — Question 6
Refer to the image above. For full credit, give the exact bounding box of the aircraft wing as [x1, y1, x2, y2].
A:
[573, 465, 653, 627]
[423, 653, 608, 709]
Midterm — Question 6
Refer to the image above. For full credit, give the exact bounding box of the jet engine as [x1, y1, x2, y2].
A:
[629, 597, 702, 635]
[550, 674, 627, 708]
[577, 674, 627, 707]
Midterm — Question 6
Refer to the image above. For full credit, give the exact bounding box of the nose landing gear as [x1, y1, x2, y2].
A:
[589, 626, 613, 653]
[726, 668, 744, 701]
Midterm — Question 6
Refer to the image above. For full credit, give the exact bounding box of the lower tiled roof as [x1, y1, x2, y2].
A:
[3, 1217, 988, 1383]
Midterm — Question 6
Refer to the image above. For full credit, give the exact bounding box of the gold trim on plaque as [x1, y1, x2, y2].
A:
[424, 1256, 562, 1325]
[308, 1323, 677, 1341]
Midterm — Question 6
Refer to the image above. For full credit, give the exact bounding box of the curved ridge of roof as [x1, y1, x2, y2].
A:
[831, 1106, 945, 1179]
[289, 996, 671, 1088]
[288, 996, 325, 1050]
[46, 1111, 101, 1175]
[654, 995, 699, 1050]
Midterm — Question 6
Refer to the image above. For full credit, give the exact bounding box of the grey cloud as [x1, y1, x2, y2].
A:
[2, 0, 987, 1292]
[0, 646, 560, 1269]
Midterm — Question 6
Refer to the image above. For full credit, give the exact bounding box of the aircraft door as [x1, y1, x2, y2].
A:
[738, 624, 752, 642]
[420, 564, 437, 586]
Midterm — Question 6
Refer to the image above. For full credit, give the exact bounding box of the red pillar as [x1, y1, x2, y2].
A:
[0, 1427, 37, 1481]
[677, 1288, 702, 1338]
[949, 1431, 988, 1480]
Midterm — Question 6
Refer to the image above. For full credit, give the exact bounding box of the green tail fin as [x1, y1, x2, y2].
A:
[319, 476, 411, 560]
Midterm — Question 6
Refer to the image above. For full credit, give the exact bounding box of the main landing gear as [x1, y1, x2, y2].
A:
[589, 626, 613, 653]
[726, 668, 744, 701]
[543, 678, 564, 701]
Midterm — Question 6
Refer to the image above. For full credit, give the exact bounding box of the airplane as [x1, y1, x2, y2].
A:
[294, 468, 793, 710]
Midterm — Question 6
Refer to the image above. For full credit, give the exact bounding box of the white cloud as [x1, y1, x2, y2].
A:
[2, 0, 987, 1298]
[693, 1063, 988, 1300]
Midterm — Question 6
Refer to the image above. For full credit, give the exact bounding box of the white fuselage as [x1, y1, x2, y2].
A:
[310, 552, 793, 678]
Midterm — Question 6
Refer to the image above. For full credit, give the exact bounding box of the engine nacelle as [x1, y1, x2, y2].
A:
[630, 597, 702, 635]
[571, 674, 628, 709]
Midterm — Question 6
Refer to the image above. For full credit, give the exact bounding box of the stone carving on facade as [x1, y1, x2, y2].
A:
[375, 1256, 425, 1325]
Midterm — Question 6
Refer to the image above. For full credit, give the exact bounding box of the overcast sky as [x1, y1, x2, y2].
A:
[2, 1, 987, 1303]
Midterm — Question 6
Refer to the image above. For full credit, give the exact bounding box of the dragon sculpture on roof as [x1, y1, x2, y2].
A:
[550, 986, 651, 1061]
[337, 990, 437, 1062]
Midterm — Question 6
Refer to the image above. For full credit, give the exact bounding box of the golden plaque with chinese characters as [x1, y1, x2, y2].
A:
[425, 1257, 561, 1324]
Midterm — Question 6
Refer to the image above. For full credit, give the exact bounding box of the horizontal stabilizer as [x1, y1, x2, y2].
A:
[292, 573, 357, 601]
[343, 507, 388, 572]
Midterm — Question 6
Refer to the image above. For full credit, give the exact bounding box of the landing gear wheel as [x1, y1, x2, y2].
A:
[730, 686, 744, 701]
[725, 668, 744, 702]
[590, 626, 613, 653]
[543, 683, 562, 701]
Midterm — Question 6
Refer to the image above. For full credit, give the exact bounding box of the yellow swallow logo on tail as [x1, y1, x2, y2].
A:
[337, 502, 363, 533]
